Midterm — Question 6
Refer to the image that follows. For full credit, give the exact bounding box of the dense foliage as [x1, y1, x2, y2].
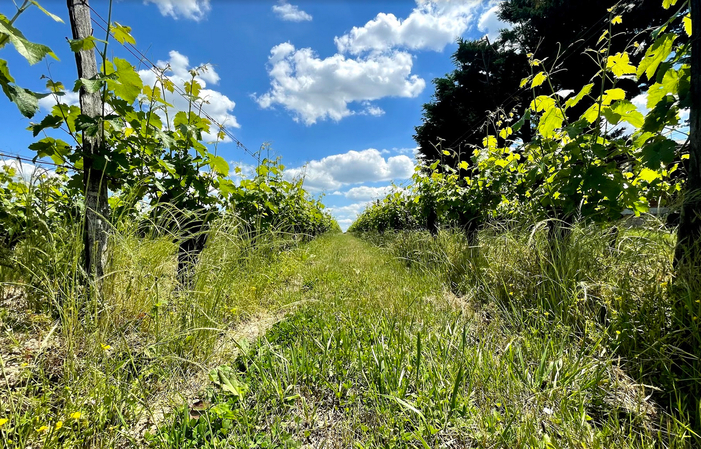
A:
[0, 1, 337, 268]
[354, 0, 689, 233]
[415, 0, 682, 168]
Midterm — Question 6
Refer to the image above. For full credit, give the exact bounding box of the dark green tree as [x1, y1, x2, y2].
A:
[415, 0, 679, 168]
[414, 38, 528, 167]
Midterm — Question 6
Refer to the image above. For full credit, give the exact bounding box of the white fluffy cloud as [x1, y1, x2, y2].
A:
[477, 2, 511, 42]
[0, 159, 55, 182]
[272, 1, 312, 22]
[286, 148, 415, 191]
[335, 0, 480, 55]
[145, 0, 211, 21]
[138, 50, 239, 142]
[254, 43, 425, 125]
[340, 185, 396, 201]
[327, 202, 372, 230]
[38, 91, 80, 110]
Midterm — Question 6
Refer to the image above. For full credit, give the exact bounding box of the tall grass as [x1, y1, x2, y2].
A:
[363, 218, 700, 441]
[0, 207, 314, 447]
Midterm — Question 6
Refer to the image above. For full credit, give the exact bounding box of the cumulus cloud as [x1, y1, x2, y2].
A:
[341, 185, 395, 201]
[0, 159, 55, 182]
[138, 50, 239, 142]
[38, 91, 80, 110]
[335, 0, 480, 55]
[393, 147, 420, 157]
[327, 202, 372, 230]
[477, 2, 511, 42]
[254, 43, 425, 125]
[285, 148, 415, 191]
[144, 0, 211, 21]
[273, 1, 312, 22]
[360, 103, 386, 117]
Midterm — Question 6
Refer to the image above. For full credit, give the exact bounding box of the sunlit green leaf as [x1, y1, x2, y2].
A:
[662, 0, 678, 9]
[638, 168, 660, 183]
[532, 72, 547, 88]
[109, 57, 143, 103]
[209, 156, 229, 176]
[0, 20, 57, 65]
[68, 36, 97, 52]
[30, 1, 64, 22]
[111, 22, 136, 45]
[602, 88, 626, 105]
[637, 34, 675, 81]
[606, 52, 636, 78]
[530, 95, 556, 112]
[538, 107, 565, 138]
[611, 100, 644, 128]
[565, 83, 594, 109]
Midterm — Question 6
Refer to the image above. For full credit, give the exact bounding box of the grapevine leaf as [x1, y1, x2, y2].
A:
[582, 103, 600, 123]
[499, 127, 513, 139]
[638, 168, 660, 183]
[218, 179, 237, 197]
[0, 20, 57, 65]
[483, 136, 498, 150]
[45, 79, 64, 93]
[565, 83, 594, 109]
[0, 58, 15, 96]
[109, 57, 143, 104]
[538, 107, 565, 138]
[6, 85, 39, 118]
[611, 100, 644, 128]
[184, 79, 202, 99]
[28, 137, 71, 164]
[637, 34, 675, 81]
[647, 68, 680, 109]
[68, 36, 97, 52]
[662, 0, 678, 9]
[29, 1, 64, 22]
[74, 77, 105, 94]
[641, 137, 676, 168]
[602, 88, 626, 105]
[29, 114, 63, 136]
[530, 95, 556, 112]
[511, 109, 531, 132]
[111, 22, 136, 45]
[606, 52, 636, 78]
[532, 72, 547, 88]
[598, 30, 609, 44]
[209, 155, 229, 176]
[602, 107, 621, 125]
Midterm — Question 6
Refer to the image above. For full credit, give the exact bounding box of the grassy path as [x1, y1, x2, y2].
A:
[147, 232, 661, 448]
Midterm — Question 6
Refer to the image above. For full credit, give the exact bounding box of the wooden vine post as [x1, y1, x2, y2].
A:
[675, 0, 701, 272]
[67, 0, 110, 283]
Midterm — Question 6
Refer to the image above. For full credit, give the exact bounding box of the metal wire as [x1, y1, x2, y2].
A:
[86, 3, 258, 159]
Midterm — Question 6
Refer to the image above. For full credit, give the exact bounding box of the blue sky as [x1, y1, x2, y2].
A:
[1, 0, 510, 230]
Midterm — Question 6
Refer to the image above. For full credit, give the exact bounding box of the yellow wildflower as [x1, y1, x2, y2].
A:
[37, 425, 49, 433]
[0, 418, 8, 427]
[70, 412, 82, 420]
[55, 421, 63, 430]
